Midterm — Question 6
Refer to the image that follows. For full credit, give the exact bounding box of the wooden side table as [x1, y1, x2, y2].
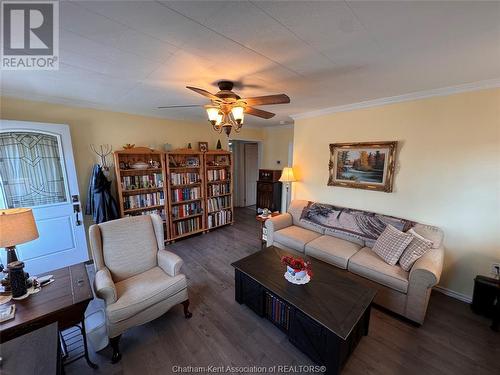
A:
[256, 212, 280, 249]
[0, 262, 98, 369]
[471, 275, 500, 331]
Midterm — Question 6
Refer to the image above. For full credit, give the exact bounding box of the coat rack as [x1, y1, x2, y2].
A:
[90, 144, 112, 171]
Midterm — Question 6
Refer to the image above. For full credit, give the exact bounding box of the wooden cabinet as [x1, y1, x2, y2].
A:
[256, 169, 282, 213]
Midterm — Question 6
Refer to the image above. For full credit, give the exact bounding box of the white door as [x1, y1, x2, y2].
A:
[244, 143, 258, 207]
[0, 120, 88, 276]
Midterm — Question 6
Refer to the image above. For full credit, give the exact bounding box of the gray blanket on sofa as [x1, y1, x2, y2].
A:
[300, 202, 415, 246]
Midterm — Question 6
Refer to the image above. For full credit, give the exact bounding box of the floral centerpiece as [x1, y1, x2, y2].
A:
[281, 255, 313, 284]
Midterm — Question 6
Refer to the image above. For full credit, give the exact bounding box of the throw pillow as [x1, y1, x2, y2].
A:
[372, 225, 413, 266]
[399, 229, 433, 271]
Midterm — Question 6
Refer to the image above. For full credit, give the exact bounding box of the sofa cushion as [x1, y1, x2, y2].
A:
[274, 225, 322, 252]
[107, 266, 187, 324]
[399, 231, 433, 271]
[288, 200, 325, 234]
[305, 235, 362, 269]
[411, 224, 444, 249]
[348, 247, 409, 293]
[372, 225, 413, 266]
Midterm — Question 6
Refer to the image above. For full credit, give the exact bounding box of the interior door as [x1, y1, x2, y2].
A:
[0, 120, 88, 276]
[244, 143, 258, 207]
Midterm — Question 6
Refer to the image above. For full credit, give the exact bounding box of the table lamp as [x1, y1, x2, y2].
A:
[0, 208, 39, 264]
[279, 167, 296, 212]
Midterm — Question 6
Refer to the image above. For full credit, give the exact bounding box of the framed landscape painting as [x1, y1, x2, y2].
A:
[328, 141, 397, 192]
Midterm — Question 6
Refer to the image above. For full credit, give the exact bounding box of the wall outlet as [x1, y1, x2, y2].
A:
[492, 263, 500, 278]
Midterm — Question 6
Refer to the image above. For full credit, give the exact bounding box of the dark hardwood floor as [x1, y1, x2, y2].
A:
[67, 208, 499, 375]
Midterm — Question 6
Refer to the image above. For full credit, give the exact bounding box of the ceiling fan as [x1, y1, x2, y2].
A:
[158, 80, 290, 136]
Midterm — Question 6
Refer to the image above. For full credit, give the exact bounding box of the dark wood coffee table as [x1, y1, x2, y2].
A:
[231, 247, 376, 375]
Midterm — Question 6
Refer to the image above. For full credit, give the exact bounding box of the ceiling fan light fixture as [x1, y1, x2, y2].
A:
[231, 105, 245, 125]
[205, 105, 220, 124]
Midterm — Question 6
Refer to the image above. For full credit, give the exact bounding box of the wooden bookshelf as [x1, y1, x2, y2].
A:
[113, 147, 169, 239]
[165, 150, 206, 240]
[204, 150, 233, 230]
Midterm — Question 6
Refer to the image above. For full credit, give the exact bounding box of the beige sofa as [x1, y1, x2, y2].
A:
[265, 200, 444, 324]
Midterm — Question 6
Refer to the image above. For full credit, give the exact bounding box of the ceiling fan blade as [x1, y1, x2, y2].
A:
[245, 106, 275, 119]
[244, 94, 290, 106]
[157, 105, 202, 109]
[186, 86, 220, 101]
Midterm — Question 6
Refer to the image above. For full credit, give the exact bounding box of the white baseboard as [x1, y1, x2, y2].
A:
[434, 286, 472, 303]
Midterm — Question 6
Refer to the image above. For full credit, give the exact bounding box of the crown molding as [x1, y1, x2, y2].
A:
[291, 78, 500, 120]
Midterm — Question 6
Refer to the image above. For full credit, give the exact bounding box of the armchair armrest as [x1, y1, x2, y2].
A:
[94, 267, 117, 305]
[158, 250, 184, 277]
[409, 247, 444, 288]
[264, 213, 293, 247]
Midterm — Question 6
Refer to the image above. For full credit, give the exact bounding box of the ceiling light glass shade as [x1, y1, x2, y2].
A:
[279, 167, 296, 182]
[231, 106, 245, 124]
[215, 113, 223, 126]
[205, 105, 220, 124]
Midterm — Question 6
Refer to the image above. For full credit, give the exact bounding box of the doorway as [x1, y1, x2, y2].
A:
[230, 140, 261, 208]
[0, 120, 89, 275]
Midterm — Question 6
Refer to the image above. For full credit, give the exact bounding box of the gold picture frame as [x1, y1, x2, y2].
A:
[328, 141, 397, 192]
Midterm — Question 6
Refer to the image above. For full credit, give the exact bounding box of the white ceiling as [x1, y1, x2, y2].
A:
[1, 0, 499, 127]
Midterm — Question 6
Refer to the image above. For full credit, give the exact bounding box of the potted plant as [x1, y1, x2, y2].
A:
[281, 255, 313, 281]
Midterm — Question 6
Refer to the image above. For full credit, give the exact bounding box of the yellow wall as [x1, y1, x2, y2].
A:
[293, 88, 500, 298]
[261, 126, 294, 170]
[0, 95, 263, 217]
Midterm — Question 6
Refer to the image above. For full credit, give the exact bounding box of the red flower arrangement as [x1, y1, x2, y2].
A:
[281, 255, 313, 278]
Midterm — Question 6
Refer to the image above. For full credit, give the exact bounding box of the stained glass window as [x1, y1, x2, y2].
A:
[0, 132, 67, 208]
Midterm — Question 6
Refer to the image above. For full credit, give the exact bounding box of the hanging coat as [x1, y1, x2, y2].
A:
[85, 164, 119, 224]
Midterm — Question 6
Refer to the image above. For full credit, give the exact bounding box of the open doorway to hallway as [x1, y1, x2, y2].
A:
[229, 140, 261, 209]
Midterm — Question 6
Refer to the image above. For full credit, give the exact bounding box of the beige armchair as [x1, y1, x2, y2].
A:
[89, 214, 191, 363]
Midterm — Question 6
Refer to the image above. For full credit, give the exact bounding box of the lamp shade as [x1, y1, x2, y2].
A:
[279, 167, 296, 182]
[0, 208, 39, 248]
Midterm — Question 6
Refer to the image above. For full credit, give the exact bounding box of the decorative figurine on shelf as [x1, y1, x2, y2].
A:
[198, 142, 208, 152]
[281, 255, 313, 285]
[187, 143, 192, 149]
[216, 139, 222, 150]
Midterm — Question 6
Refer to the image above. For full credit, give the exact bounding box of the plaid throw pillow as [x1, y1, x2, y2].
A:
[372, 225, 413, 266]
[399, 229, 433, 271]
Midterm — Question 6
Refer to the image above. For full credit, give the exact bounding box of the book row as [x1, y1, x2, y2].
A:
[123, 192, 165, 210]
[207, 168, 229, 181]
[170, 172, 200, 185]
[207, 183, 230, 197]
[171, 202, 202, 219]
[121, 173, 163, 190]
[207, 196, 231, 213]
[207, 209, 232, 228]
[125, 209, 166, 221]
[265, 292, 290, 330]
[174, 217, 201, 236]
[171, 187, 201, 202]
